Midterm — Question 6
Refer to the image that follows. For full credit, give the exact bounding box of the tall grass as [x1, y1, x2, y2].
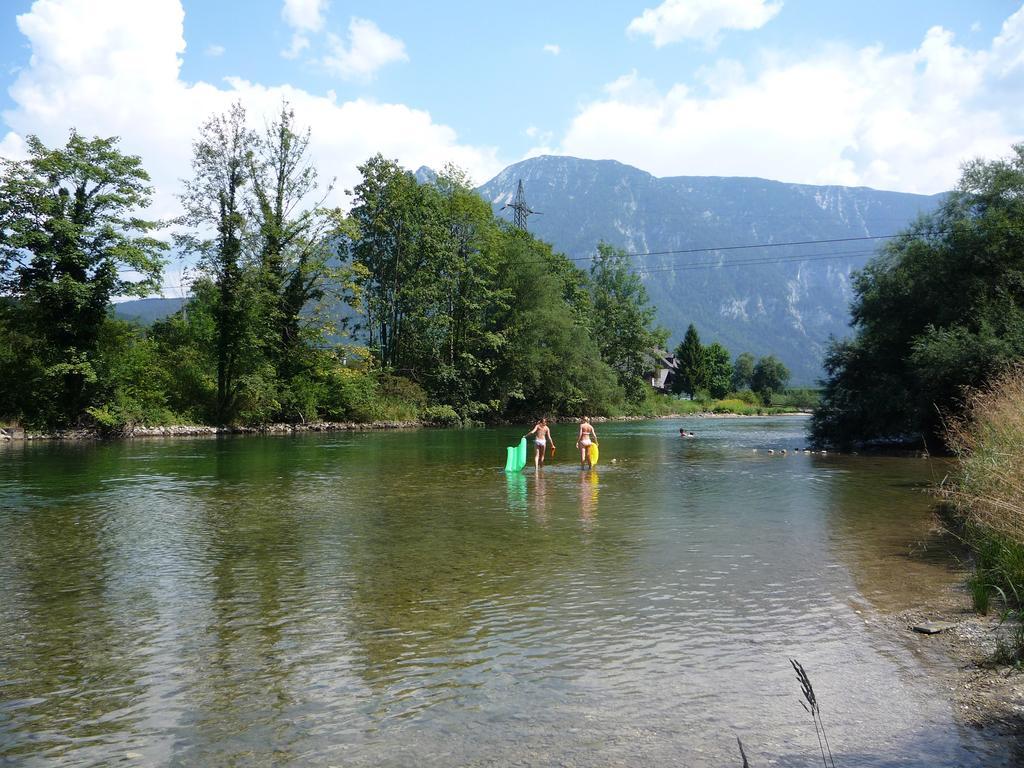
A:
[944, 367, 1024, 661]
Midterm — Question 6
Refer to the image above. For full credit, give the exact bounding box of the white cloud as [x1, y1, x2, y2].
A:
[628, 0, 783, 47]
[281, 0, 327, 33]
[0, 131, 28, 160]
[281, 33, 309, 59]
[555, 8, 1024, 194]
[543, 43, 560, 55]
[1, 0, 500, 225]
[322, 17, 408, 81]
[205, 43, 224, 57]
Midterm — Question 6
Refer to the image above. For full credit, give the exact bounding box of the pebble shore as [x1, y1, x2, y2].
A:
[0, 421, 423, 441]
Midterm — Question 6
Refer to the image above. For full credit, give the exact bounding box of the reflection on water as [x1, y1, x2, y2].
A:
[0, 419, 1017, 766]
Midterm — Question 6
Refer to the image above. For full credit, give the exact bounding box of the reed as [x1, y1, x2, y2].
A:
[944, 367, 1024, 547]
[943, 367, 1024, 662]
[790, 659, 836, 768]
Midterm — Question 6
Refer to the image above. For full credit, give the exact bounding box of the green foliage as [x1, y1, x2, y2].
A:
[420, 404, 462, 426]
[703, 342, 732, 399]
[673, 324, 705, 397]
[732, 352, 755, 391]
[751, 355, 791, 403]
[772, 388, 820, 409]
[589, 242, 667, 403]
[0, 131, 167, 425]
[86, 317, 179, 431]
[813, 143, 1024, 448]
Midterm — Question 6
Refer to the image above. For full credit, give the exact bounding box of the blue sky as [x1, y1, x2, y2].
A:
[2, 0, 1023, 217]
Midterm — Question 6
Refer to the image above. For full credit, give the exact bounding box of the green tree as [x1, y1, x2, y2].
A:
[248, 103, 339, 384]
[673, 323, 705, 397]
[0, 131, 166, 425]
[178, 102, 267, 423]
[590, 242, 667, 403]
[752, 355, 791, 404]
[703, 342, 733, 399]
[347, 154, 426, 369]
[485, 234, 621, 418]
[812, 143, 1024, 447]
[732, 351, 755, 391]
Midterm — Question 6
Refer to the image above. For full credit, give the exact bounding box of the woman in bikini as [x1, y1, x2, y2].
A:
[525, 417, 554, 469]
[576, 416, 597, 469]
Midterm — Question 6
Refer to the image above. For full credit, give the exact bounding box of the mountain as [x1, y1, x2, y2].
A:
[477, 156, 942, 385]
[113, 297, 184, 324]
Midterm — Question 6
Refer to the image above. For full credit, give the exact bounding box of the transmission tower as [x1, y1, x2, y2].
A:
[502, 179, 541, 231]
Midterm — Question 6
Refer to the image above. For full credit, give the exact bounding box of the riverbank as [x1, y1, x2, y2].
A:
[876, 579, 1024, 734]
[0, 420, 424, 441]
[1, 411, 808, 442]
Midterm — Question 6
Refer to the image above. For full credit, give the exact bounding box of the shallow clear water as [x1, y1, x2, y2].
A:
[0, 417, 1016, 766]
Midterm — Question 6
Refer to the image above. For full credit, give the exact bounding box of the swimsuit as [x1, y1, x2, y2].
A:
[580, 436, 592, 447]
[535, 438, 546, 447]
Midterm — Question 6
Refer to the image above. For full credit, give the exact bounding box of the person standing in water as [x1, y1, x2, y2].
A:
[576, 416, 597, 469]
[525, 417, 555, 469]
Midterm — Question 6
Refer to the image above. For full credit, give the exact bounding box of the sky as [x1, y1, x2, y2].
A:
[1, 0, 1023, 225]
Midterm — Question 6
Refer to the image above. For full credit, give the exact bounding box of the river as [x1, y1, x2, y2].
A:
[0, 417, 1015, 766]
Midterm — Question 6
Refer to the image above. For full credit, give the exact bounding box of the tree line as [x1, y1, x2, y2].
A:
[671, 323, 791, 404]
[0, 103, 680, 430]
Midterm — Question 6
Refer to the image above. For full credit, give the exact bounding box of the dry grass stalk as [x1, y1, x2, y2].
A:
[737, 736, 750, 767]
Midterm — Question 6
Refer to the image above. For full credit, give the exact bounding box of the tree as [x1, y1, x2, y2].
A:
[752, 355, 790, 404]
[348, 154, 427, 370]
[0, 131, 166, 424]
[812, 143, 1024, 447]
[589, 242, 667, 403]
[703, 342, 733, 399]
[732, 351, 755, 391]
[248, 102, 338, 383]
[178, 102, 263, 423]
[673, 323, 705, 397]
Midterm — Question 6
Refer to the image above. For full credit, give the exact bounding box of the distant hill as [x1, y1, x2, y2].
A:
[112, 297, 184, 324]
[477, 156, 941, 385]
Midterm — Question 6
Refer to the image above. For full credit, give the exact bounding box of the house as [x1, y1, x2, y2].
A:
[646, 350, 678, 393]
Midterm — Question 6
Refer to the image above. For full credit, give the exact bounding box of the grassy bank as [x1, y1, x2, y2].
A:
[944, 368, 1024, 663]
[633, 389, 809, 418]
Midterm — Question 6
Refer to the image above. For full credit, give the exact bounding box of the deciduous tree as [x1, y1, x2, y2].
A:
[0, 131, 165, 424]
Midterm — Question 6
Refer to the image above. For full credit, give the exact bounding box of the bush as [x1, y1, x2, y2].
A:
[420, 404, 462, 427]
[772, 388, 821, 409]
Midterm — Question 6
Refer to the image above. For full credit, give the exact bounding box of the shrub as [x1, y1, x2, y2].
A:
[421, 404, 462, 427]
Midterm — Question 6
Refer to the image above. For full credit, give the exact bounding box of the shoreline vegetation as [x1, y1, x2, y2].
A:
[0, 407, 809, 442]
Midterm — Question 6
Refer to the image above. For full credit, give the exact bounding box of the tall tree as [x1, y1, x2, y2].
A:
[589, 242, 667, 403]
[732, 352, 755, 391]
[178, 102, 260, 423]
[348, 154, 425, 369]
[673, 323, 705, 397]
[248, 103, 337, 380]
[703, 342, 733, 399]
[752, 355, 791, 404]
[0, 131, 165, 424]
